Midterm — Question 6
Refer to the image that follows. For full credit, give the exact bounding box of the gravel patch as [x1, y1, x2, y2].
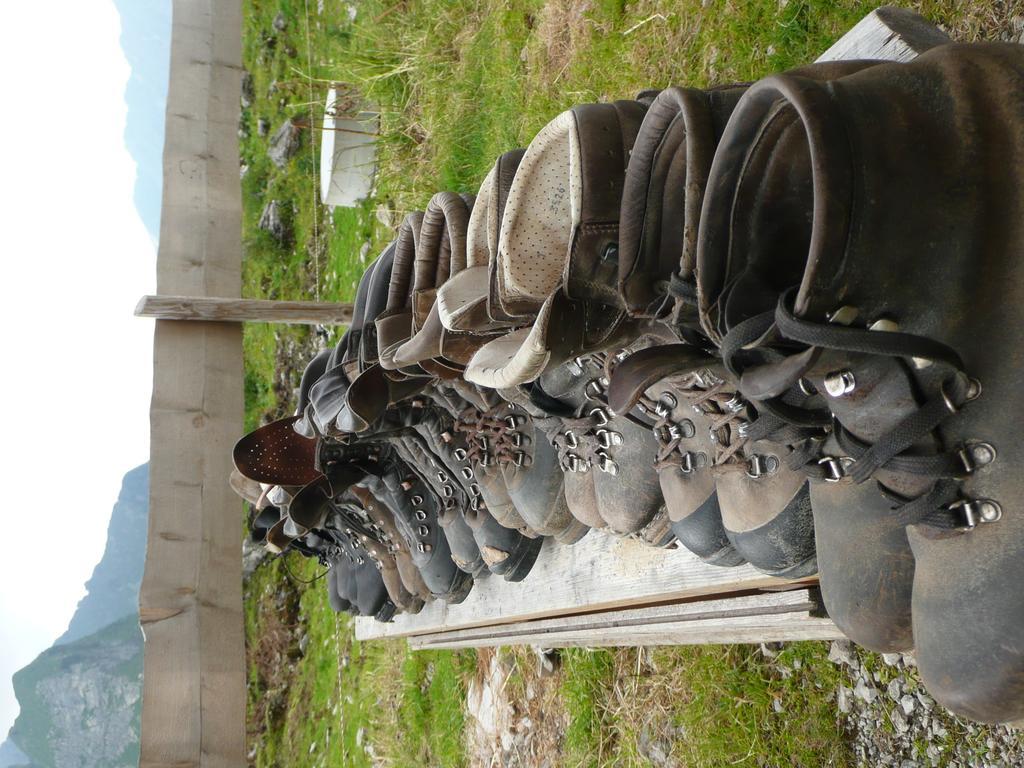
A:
[824, 639, 1024, 767]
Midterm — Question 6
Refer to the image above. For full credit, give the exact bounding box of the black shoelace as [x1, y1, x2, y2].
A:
[720, 286, 986, 531]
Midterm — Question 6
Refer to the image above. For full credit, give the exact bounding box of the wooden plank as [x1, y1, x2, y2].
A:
[355, 533, 817, 641]
[136, 294, 354, 324]
[411, 617, 843, 650]
[816, 6, 950, 63]
[139, 1, 247, 766]
[408, 589, 829, 648]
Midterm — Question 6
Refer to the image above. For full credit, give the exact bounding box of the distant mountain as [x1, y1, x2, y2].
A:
[5, 465, 148, 768]
[8, 618, 142, 768]
[113, 0, 172, 240]
[55, 464, 148, 646]
[0, 737, 28, 768]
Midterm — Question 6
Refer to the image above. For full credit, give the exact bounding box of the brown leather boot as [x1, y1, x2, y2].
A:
[700, 44, 1024, 721]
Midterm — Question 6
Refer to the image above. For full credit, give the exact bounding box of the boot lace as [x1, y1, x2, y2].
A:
[719, 286, 993, 531]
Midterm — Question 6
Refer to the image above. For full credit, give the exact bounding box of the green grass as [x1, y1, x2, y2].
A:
[239, 1, 1021, 765]
[244, 553, 474, 766]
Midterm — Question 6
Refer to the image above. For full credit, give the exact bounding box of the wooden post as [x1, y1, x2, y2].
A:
[138, 1, 247, 766]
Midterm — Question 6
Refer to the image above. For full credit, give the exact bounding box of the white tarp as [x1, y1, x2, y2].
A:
[320, 87, 378, 207]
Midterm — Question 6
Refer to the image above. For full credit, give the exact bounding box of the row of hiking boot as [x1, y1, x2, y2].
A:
[232, 41, 1024, 724]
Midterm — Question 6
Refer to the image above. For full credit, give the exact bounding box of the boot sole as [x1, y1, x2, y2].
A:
[554, 517, 591, 545]
[500, 535, 545, 583]
[439, 571, 475, 604]
[699, 543, 747, 568]
[757, 554, 819, 581]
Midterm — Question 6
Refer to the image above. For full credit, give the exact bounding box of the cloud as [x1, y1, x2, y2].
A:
[0, 0, 155, 732]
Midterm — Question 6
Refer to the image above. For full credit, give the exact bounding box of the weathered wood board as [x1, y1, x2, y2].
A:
[356, 533, 817, 641]
[136, 294, 354, 325]
[816, 6, 950, 63]
[138, 1, 247, 766]
[407, 590, 843, 650]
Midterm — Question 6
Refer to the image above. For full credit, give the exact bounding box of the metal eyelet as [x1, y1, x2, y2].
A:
[585, 380, 604, 401]
[437, 470, 449, 483]
[453, 448, 467, 461]
[514, 451, 531, 467]
[596, 429, 623, 449]
[417, 525, 429, 537]
[597, 452, 618, 475]
[411, 494, 423, 506]
[948, 498, 1002, 529]
[659, 392, 678, 412]
[590, 407, 610, 426]
[461, 466, 474, 481]
[960, 441, 996, 473]
[564, 430, 578, 449]
[414, 509, 428, 521]
[817, 455, 853, 482]
[442, 484, 454, 498]
[746, 454, 780, 479]
[724, 395, 745, 413]
[417, 542, 432, 553]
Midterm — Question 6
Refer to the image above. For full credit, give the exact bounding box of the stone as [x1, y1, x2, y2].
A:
[891, 708, 909, 734]
[273, 11, 287, 31]
[887, 679, 902, 701]
[772, 698, 783, 713]
[899, 694, 916, 716]
[258, 200, 292, 245]
[268, 118, 303, 167]
[837, 685, 852, 714]
[241, 70, 254, 109]
[881, 652, 902, 666]
[854, 679, 878, 704]
[534, 646, 559, 677]
[828, 639, 856, 667]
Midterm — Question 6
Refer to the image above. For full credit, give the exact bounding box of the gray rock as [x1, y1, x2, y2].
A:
[533, 646, 559, 677]
[887, 679, 902, 701]
[241, 70, 254, 109]
[854, 679, 878, 704]
[899, 694, 916, 717]
[268, 119, 303, 167]
[837, 685, 852, 714]
[273, 11, 287, 31]
[828, 639, 856, 667]
[259, 200, 291, 244]
[891, 708, 909, 734]
[881, 652, 902, 667]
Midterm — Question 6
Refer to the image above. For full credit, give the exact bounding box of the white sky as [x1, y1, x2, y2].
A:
[0, 0, 154, 733]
